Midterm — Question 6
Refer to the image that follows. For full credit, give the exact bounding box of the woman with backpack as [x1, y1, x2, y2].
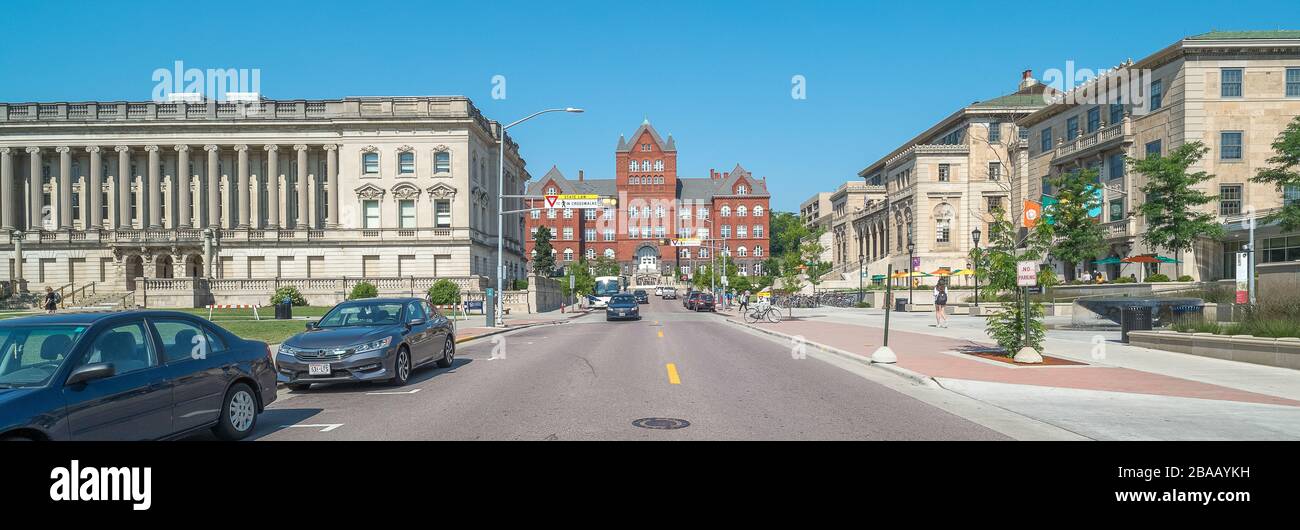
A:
[933, 278, 949, 328]
[44, 286, 60, 314]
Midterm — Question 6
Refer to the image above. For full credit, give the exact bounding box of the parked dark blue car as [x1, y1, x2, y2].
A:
[0, 311, 277, 441]
[275, 298, 455, 390]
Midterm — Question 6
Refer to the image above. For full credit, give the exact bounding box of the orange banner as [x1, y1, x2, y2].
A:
[1022, 200, 1043, 228]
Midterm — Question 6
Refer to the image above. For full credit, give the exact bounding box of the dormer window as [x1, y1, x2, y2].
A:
[736, 185, 748, 195]
[546, 186, 557, 195]
[641, 143, 651, 152]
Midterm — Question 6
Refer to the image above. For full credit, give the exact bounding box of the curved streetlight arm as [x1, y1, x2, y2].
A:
[503, 108, 584, 131]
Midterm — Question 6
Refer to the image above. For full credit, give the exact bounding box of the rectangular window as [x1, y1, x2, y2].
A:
[1041, 176, 1052, 197]
[1086, 107, 1100, 133]
[1041, 127, 1053, 153]
[1220, 185, 1243, 216]
[530, 209, 540, 220]
[604, 230, 615, 241]
[435, 151, 451, 173]
[363, 200, 380, 228]
[1288, 68, 1300, 97]
[1066, 116, 1080, 140]
[988, 122, 1001, 143]
[1221, 68, 1243, 98]
[1108, 153, 1125, 180]
[1286, 185, 1300, 206]
[585, 228, 595, 241]
[1109, 198, 1124, 222]
[1221, 131, 1243, 160]
[398, 152, 415, 174]
[362, 152, 379, 174]
[938, 164, 950, 182]
[563, 227, 573, 240]
[1150, 79, 1163, 111]
[399, 199, 416, 228]
[1109, 94, 1124, 125]
[987, 196, 1003, 213]
[987, 162, 1000, 181]
[584, 209, 596, 220]
[1145, 140, 1162, 158]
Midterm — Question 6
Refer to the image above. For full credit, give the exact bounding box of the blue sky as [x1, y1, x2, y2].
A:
[2, 0, 1297, 211]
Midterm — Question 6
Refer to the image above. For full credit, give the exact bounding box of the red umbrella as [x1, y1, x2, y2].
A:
[1121, 256, 1160, 263]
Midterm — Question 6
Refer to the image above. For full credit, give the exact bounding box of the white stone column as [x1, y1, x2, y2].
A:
[235, 144, 250, 228]
[26, 147, 42, 230]
[325, 144, 339, 228]
[294, 145, 309, 228]
[86, 146, 102, 230]
[175, 145, 191, 228]
[0, 147, 13, 230]
[264, 145, 280, 229]
[115, 146, 131, 229]
[204, 145, 220, 229]
[57, 146, 72, 229]
[146, 145, 161, 229]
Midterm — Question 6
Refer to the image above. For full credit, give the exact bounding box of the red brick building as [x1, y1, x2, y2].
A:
[524, 120, 771, 280]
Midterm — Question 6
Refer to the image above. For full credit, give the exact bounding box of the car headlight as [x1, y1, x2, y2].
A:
[350, 336, 393, 353]
[278, 344, 302, 356]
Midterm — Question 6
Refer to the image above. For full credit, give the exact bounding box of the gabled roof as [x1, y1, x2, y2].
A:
[616, 119, 675, 152]
[524, 166, 616, 196]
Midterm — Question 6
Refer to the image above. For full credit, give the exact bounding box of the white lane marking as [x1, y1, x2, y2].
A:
[282, 423, 343, 432]
[365, 388, 423, 395]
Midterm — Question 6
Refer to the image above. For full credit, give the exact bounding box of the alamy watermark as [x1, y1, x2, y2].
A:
[1040, 60, 1153, 116]
[151, 60, 261, 103]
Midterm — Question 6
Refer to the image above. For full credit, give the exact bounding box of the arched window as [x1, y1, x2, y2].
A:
[754, 246, 764, 257]
[630, 177, 639, 185]
[641, 206, 651, 218]
[628, 160, 637, 171]
[753, 206, 764, 217]
[737, 246, 748, 257]
[680, 248, 691, 258]
[586, 248, 595, 260]
[654, 160, 664, 171]
[737, 185, 748, 195]
[655, 206, 665, 218]
[721, 206, 731, 217]
[604, 248, 615, 259]
[737, 206, 747, 217]
[563, 248, 574, 261]
[641, 160, 651, 172]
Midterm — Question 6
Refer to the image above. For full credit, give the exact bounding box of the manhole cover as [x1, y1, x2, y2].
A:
[632, 417, 691, 430]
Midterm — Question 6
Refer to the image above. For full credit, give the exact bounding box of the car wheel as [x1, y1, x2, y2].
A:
[1, 435, 34, 441]
[391, 346, 411, 386]
[287, 382, 311, 391]
[435, 335, 455, 368]
[213, 383, 258, 441]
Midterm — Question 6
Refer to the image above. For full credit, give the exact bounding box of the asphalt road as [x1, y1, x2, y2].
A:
[218, 297, 1011, 440]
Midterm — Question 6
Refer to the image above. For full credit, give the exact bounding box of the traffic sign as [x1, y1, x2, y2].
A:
[1017, 261, 1038, 287]
[671, 238, 702, 247]
[544, 195, 558, 208]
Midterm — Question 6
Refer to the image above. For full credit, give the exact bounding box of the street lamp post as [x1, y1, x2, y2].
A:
[857, 252, 864, 305]
[495, 107, 583, 327]
[971, 227, 981, 307]
[907, 238, 916, 309]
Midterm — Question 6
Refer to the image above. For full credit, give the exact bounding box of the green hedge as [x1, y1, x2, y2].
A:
[1147, 273, 1171, 283]
[348, 282, 378, 300]
[427, 279, 461, 305]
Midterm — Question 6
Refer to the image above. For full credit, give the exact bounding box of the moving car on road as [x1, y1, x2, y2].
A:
[662, 289, 677, 300]
[276, 298, 454, 390]
[633, 289, 650, 304]
[588, 276, 623, 309]
[692, 293, 716, 312]
[605, 294, 642, 321]
[0, 311, 277, 441]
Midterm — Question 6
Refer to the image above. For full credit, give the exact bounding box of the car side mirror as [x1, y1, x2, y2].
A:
[66, 362, 115, 386]
[306, 320, 319, 330]
[407, 318, 426, 327]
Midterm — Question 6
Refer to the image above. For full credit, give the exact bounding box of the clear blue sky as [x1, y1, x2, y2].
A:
[2, 0, 1296, 211]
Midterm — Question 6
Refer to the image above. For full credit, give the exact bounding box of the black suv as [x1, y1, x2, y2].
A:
[633, 290, 650, 304]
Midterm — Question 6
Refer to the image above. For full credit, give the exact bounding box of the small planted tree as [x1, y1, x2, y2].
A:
[348, 281, 378, 300]
[531, 227, 556, 276]
[982, 208, 1054, 356]
[1252, 116, 1300, 231]
[1130, 141, 1225, 277]
[427, 279, 460, 306]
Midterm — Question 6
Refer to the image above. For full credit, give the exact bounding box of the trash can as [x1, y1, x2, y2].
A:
[275, 298, 293, 320]
[895, 297, 909, 312]
[1120, 305, 1153, 343]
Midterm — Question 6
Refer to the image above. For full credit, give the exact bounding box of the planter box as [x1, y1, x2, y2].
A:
[1128, 330, 1300, 370]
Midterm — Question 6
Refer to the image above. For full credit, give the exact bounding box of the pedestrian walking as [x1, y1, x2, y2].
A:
[739, 290, 750, 313]
[932, 279, 949, 328]
[43, 286, 60, 314]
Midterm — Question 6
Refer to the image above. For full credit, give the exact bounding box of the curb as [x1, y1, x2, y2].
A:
[722, 317, 939, 388]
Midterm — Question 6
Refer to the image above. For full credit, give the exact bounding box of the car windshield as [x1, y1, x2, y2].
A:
[610, 295, 636, 304]
[594, 279, 621, 296]
[0, 325, 88, 387]
[317, 302, 405, 328]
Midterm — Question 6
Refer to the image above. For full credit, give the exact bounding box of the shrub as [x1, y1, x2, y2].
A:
[427, 279, 461, 305]
[269, 286, 307, 306]
[512, 279, 530, 290]
[1177, 275, 1194, 282]
[348, 282, 378, 300]
[1146, 273, 1171, 283]
[1114, 276, 1136, 284]
[854, 301, 871, 308]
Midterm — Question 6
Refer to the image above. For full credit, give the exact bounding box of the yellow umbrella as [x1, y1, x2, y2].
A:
[930, 268, 952, 276]
[950, 269, 976, 276]
[907, 271, 932, 277]
[890, 270, 909, 278]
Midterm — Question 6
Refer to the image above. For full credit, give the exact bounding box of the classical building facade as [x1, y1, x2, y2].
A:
[0, 96, 529, 302]
[799, 191, 834, 264]
[1017, 31, 1300, 281]
[850, 72, 1050, 282]
[801, 182, 883, 278]
[524, 120, 771, 282]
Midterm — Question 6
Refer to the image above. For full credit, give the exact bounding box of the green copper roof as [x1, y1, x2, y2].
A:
[1188, 30, 1300, 40]
[970, 93, 1049, 109]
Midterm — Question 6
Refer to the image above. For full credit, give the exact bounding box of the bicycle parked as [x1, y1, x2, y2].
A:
[745, 300, 782, 323]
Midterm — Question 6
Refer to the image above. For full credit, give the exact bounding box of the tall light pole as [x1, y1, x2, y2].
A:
[907, 237, 916, 308]
[495, 107, 583, 327]
[971, 227, 981, 307]
[857, 251, 864, 305]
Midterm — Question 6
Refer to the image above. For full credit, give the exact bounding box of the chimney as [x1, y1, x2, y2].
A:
[1020, 69, 1038, 90]
[578, 169, 584, 181]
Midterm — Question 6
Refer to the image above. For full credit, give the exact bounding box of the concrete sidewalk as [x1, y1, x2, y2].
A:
[453, 307, 590, 343]
[719, 305, 1300, 440]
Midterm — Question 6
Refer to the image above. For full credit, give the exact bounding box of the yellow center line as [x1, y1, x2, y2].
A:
[665, 363, 681, 385]
[657, 330, 664, 338]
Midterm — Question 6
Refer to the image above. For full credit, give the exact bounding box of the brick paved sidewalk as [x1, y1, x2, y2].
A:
[728, 315, 1300, 407]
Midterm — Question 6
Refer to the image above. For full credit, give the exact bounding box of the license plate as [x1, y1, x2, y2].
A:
[308, 363, 331, 376]
[618, 312, 626, 316]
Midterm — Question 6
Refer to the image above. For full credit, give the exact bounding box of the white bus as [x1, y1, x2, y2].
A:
[588, 276, 624, 308]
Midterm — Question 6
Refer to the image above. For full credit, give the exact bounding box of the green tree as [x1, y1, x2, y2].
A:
[426, 279, 460, 305]
[1252, 116, 1300, 231]
[348, 281, 378, 300]
[1047, 167, 1107, 280]
[531, 227, 556, 276]
[590, 256, 620, 276]
[563, 259, 596, 300]
[768, 211, 809, 257]
[981, 208, 1054, 356]
[799, 226, 830, 290]
[1130, 141, 1225, 277]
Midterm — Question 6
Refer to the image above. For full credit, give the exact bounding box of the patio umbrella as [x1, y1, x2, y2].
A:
[1122, 256, 1160, 263]
[1094, 257, 1123, 265]
[870, 274, 887, 280]
[1156, 256, 1181, 263]
[930, 268, 952, 276]
[950, 269, 976, 276]
[907, 271, 932, 277]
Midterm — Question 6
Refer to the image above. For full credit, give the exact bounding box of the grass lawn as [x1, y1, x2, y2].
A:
[174, 306, 333, 321]
[212, 319, 309, 345]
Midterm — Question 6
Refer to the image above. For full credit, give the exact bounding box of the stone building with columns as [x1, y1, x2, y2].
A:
[0, 96, 528, 305]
